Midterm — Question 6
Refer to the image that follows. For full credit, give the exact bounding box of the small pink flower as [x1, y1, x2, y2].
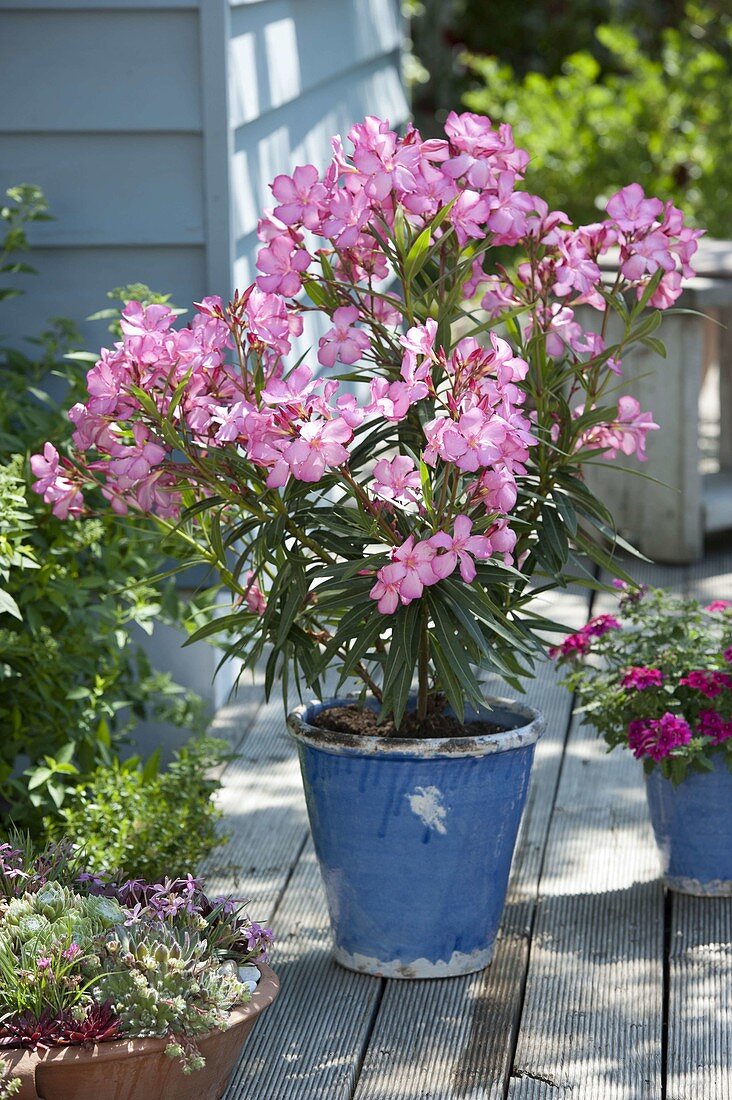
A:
[271, 164, 327, 230]
[371, 455, 422, 505]
[62, 943, 82, 962]
[283, 418, 352, 482]
[245, 287, 296, 355]
[724, 647, 732, 664]
[370, 562, 405, 615]
[706, 600, 731, 613]
[584, 614, 621, 637]
[244, 571, 266, 615]
[429, 514, 493, 583]
[256, 234, 311, 297]
[627, 712, 692, 761]
[622, 666, 664, 690]
[679, 670, 732, 699]
[389, 535, 439, 601]
[606, 184, 664, 232]
[317, 306, 370, 368]
[696, 709, 732, 745]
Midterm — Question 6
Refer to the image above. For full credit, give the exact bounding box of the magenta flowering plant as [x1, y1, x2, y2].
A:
[552, 586, 732, 783]
[31, 113, 701, 728]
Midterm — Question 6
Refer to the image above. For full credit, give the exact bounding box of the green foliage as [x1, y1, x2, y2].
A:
[463, 4, 732, 236]
[0, 883, 124, 1018]
[0, 186, 206, 826]
[50, 739, 227, 882]
[0, 1060, 20, 1100]
[94, 922, 244, 1070]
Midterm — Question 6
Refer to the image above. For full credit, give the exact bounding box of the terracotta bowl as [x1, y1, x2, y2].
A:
[4, 964, 279, 1100]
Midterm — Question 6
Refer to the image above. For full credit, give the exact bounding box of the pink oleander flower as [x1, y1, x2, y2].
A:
[317, 306, 370, 367]
[429, 514, 493, 583]
[679, 669, 732, 699]
[706, 600, 731, 613]
[271, 164, 327, 230]
[470, 467, 518, 514]
[606, 184, 664, 232]
[368, 377, 413, 422]
[30, 443, 85, 519]
[423, 407, 507, 472]
[370, 561, 406, 615]
[244, 571, 266, 615]
[580, 396, 659, 462]
[282, 417, 352, 482]
[622, 666, 664, 690]
[245, 287, 299, 355]
[627, 712, 692, 761]
[256, 234, 311, 296]
[696, 709, 732, 745]
[389, 535, 439, 601]
[371, 455, 422, 505]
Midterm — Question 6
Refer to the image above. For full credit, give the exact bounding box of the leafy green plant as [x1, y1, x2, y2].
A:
[49, 739, 227, 881]
[0, 186, 207, 826]
[0, 1059, 20, 1100]
[463, 3, 732, 236]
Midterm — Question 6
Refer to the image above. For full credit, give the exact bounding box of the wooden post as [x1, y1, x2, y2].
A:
[584, 309, 705, 563]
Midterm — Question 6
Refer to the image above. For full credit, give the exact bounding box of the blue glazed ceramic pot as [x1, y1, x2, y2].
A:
[287, 695, 544, 978]
[645, 751, 732, 896]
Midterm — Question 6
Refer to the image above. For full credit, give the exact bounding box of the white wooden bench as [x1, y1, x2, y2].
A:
[587, 238, 732, 564]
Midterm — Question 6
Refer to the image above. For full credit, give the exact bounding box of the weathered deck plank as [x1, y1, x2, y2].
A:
[507, 574, 666, 1099]
[228, 842, 383, 1100]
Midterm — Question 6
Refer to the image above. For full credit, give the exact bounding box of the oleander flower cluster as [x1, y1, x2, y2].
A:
[0, 840, 272, 1073]
[553, 586, 732, 782]
[31, 113, 701, 726]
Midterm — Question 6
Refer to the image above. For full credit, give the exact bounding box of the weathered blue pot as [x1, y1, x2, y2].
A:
[287, 695, 544, 979]
[646, 750, 732, 896]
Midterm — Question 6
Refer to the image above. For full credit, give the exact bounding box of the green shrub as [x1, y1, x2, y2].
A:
[48, 738, 227, 882]
[462, 3, 732, 237]
[0, 185, 207, 827]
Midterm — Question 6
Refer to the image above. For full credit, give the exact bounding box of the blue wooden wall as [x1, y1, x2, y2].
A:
[0, 0, 407, 349]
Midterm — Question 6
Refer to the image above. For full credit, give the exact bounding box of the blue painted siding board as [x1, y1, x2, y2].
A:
[0, 134, 205, 246]
[0, 246, 207, 350]
[228, 0, 403, 128]
[230, 52, 408, 252]
[0, 10, 202, 132]
[0, 0, 405, 346]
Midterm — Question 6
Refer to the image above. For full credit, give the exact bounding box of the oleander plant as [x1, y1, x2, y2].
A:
[552, 585, 732, 783]
[32, 112, 702, 729]
[0, 838, 272, 1073]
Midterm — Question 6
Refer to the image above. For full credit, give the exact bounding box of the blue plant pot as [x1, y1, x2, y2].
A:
[287, 695, 544, 978]
[645, 750, 732, 896]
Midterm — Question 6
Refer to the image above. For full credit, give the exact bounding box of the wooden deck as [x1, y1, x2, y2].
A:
[203, 548, 732, 1100]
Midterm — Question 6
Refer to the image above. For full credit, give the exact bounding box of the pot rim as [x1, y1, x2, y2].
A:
[2, 963, 279, 1069]
[287, 693, 545, 758]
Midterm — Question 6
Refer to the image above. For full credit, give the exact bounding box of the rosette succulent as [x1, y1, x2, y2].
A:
[0, 841, 272, 1073]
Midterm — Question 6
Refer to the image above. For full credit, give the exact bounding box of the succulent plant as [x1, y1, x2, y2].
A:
[0, 839, 272, 1073]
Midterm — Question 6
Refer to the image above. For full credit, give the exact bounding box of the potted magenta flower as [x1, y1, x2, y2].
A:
[32, 113, 700, 976]
[552, 586, 732, 895]
[0, 839, 278, 1099]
